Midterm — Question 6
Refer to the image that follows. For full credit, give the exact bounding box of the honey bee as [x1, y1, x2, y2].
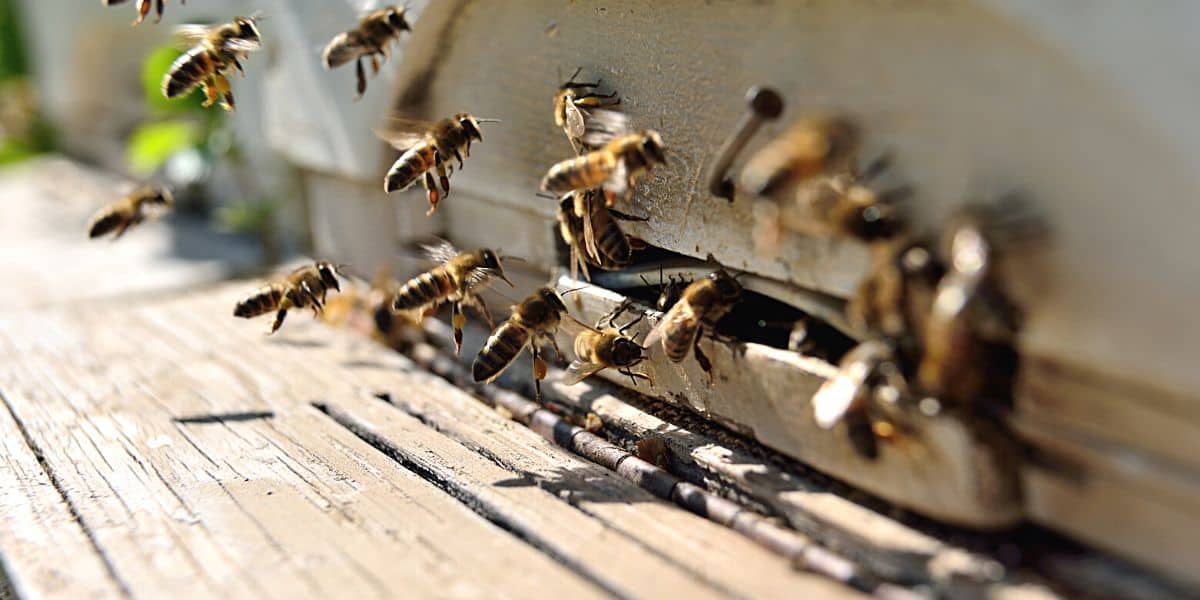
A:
[87, 185, 173, 240]
[104, 0, 180, 26]
[555, 189, 645, 281]
[739, 114, 860, 198]
[540, 125, 667, 206]
[917, 202, 1043, 408]
[847, 238, 944, 370]
[644, 268, 743, 382]
[390, 242, 514, 354]
[553, 68, 620, 154]
[472, 287, 568, 401]
[162, 16, 262, 111]
[377, 113, 498, 214]
[322, 6, 411, 98]
[813, 340, 910, 459]
[320, 266, 420, 351]
[234, 262, 343, 334]
[560, 303, 651, 387]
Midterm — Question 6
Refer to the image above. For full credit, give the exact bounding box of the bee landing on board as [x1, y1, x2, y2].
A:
[234, 262, 344, 334]
[320, 266, 420, 351]
[104, 0, 180, 26]
[87, 185, 173, 240]
[322, 5, 411, 98]
[377, 113, 499, 215]
[813, 339, 912, 460]
[472, 287, 568, 402]
[561, 302, 652, 388]
[554, 68, 621, 154]
[847, 237, 944, 373]
[162, 16, 262, 111]
[553, 189, 646, 281]
[540, 112, 667, 207]
[918, 201, 1045, 410]
[644, 267, 743, 385]
[390, 241, 514, 354]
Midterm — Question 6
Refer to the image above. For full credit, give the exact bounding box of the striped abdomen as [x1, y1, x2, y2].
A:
[540, 151, 616, 193]
[163, 46, 218, 98]
[234, 285, 284, 318]
[472, 321, 529, 382]
[385, 142, 437, 193]
[591, 210, 631, 268]
[661, 307, 701, 363]
[391, 268, 456, 311]
[87, 207, 128, 239]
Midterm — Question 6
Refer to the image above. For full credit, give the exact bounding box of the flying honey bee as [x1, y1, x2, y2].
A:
[540, 120, 667, 206]
[320, 266, 420, 351]
[390, 241, 514, 354]
[812, 340, 910, 459]
[234, 262, 344, 334]
[377, 112, 498, 214]
[553, 68, 620, 154]
[739, 114, 860, 199]
[104, 0, 180, 26]
[554, 189, 645, 281]
[753, 156, 909, 259]
[472, 286, 568, 401]
[322, 5, 411, 98]
[560, 303, 651, 387]
[87, 185, 173, 240]
[162, 16, 262, 111]
[917, 201, 1044, 408]
[644, 268, 743, 383]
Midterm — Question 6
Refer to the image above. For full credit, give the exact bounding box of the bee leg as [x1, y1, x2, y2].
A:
[133, 0, 149, 24]
[422, 171, 441, 215]
[216, 75, 235, 111]
[370, 53, 381, 75]
[693, 333, 715, 385]
[154, 0, 163, 23]
[545, 333, 565, 363]
[453, 149, 465, 171]
[435, 157, 452, 197]
[472, 295, 496, 330]
[531, 346, 545, 402]
[301, 282, 323, 316]
[270, 309, 289, 334]
[621, 368, 653, 388]
[200, 79, 218, 108]
[234, 58, 245, 78]
[355, 58, 367, 99]
[451, 302, 467, 355]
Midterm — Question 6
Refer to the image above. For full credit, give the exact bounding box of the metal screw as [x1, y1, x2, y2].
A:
[707, 86, 784, 201]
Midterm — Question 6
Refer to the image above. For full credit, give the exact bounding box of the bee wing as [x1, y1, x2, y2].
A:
[562, 361, 606, 386]
[642, 300, 697, 350]
[223, 37, 262, 53]
[421, 239, 460, 264]
[558, 312, 598, 337]
[580, 109, 630, 148]
[174, 24, 214, 46]
[373, 128, 427, 151]
[322, 31, 366, 69]
[563, 103, 587, 141]
[346, 0, 382, 14]
[813, 341, 887, 429]
[601, 160, 630, 199]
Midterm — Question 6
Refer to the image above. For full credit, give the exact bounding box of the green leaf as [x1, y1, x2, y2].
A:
[126, 120, 198, 176]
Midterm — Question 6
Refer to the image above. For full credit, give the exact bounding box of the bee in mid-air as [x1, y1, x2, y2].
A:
[540, 118, 667, 206]
[644, 268, 743, 383]
[162, 16, 262, 111]
[322, 5, 411, 98]
[472, 286, 568, 401]
[561, 303, 651, 387]
[918, 201, 1044, 409]
[104, 0, 180, 26]
[234, 262, 343, 334]
[377, 112, 498, 214]
[553, 68, 620, 154]
[390, 241, 513, 353]
[813, 340, 910, 460]
[554, 189, 645, 281]
[738, 114, 860, 198]
[320, 266, 420, 351]
[87, 185, 173, 240]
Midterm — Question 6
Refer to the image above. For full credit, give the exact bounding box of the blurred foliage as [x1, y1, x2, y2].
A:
[129, 43, 223, 177]
[126, 119, 198, 175]
[217, 199, 278, 236]
[0, 0, 30, 80]
[0, 0, 54, 165]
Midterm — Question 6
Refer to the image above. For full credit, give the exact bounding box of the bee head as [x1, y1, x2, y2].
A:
[151, 186, 174, 206]
[456, 113, 485, 142]
[388, 7, 411, 31]
[610, 336, 645, 367]
[641, 130, 667, 166]
[479, 248, 514, 287]
[538, 287, 568, 314]
[708, 269, 743, 303]
[234, 16, 261, 42]
[316, 262, 341, 292]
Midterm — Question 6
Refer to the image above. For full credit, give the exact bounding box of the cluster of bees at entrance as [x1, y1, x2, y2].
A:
[91, 3, 1044, 459]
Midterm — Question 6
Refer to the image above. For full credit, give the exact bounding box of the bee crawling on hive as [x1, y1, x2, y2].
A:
[813, 339, 914, 460]
[472, 287, 569, 402]
[560, 299, 652, 388]
[234, 261, 346, 334]
[87, 184, 173, 240]
[322, 4, 411, 98]
[162, 15, 263, 111]
[390, 241, 514, 354]
[552, 189, 647, 281]
[104, 0, 181, 26]
[553, 67, 621, 154]
[540, 109, 667, 207]
[376, 112, 500, 214]
[644, 265, 744, 385]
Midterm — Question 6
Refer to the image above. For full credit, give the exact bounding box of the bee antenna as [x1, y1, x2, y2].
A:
[247, 10, 268, 21]
[535, 192, 558, 200]
[474, 118, 503, 124]
[559, 285, 589, 297]
[566, 66, 583, 84]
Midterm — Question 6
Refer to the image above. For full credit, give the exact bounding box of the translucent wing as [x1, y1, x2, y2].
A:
[422, 239, 460, 264]
[601, 160, 630, 200]
[564, 103, 586, 142]
[813, 341, 888, 429]
[174, 24, 213, 45]
[375, 117, 436, 150]
[465, 267, 501, 288]
[223, 38, 262, 53]
[346, 0, 382, 14]
[558, 312, 598, 337]
[580, 109, 630, 148]
[322, 31, 367, 69]
[562, 361, 606, 386]
[642, 299, 696, 351]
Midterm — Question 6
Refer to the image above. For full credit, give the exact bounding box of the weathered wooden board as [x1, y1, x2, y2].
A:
[549, 275, 1022, 529]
